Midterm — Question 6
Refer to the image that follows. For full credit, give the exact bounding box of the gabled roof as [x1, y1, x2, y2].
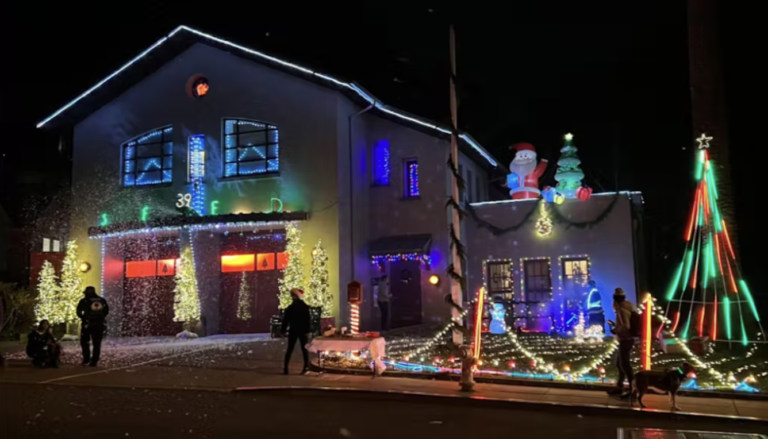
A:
[37, 25, 498, 168]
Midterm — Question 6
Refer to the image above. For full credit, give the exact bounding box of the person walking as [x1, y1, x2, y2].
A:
[77, 286, 109, 367]
[607, 287, 635, 398]
[377, 275, 392, 331]
[282, 288, 311, 375]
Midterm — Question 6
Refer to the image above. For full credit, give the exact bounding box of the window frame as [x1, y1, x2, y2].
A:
[561, 257, 590, 289]
[121, 126, 174, 187]
[403, 158, 420, 199]
[485, 259, 514, 300]
[222, 118, 280, 179]
[522, 257, 552, 303]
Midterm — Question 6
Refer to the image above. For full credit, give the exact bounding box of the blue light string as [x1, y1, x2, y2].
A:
[407, 161, 420, 197]
[189, 135, 206, 215]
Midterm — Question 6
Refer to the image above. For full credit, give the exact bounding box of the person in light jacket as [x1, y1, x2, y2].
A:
[608, 287, 635, 397]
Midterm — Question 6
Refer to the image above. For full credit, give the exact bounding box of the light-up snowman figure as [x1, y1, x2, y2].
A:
[489, 303, 507, 334]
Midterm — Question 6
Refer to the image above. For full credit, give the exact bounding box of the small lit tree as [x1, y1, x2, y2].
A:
[278, 222, 305, 309]
[173, 247, 201, 324]
[59, 240, 83, 324]
[237, 272, 252, 320]
[307, 240, 332, 317]
[35, 261, 64, 324]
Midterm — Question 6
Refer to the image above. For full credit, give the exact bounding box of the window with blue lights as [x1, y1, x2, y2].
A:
[122, 126, 173, 187]
[372, 140, 390, 186]
[223, 119, 279, 178]
[404, 159, 420, 198]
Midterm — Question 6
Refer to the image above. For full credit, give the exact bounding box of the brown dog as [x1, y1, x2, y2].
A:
[631, 362, 696, 411]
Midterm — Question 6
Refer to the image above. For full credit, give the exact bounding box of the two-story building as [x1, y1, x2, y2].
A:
[39, 26, 644, 337]
[38, 26, 499, 336]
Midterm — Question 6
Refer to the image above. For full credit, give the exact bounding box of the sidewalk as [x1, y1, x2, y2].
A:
[2, 336, 767, 423]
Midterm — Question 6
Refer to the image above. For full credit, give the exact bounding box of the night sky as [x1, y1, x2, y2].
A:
[0, 2, 761, 299]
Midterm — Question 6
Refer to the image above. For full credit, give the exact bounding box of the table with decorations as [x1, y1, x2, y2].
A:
[306, 331, 386, 376]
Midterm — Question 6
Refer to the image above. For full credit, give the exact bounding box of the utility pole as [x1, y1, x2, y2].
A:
[449, 25, 463, 346]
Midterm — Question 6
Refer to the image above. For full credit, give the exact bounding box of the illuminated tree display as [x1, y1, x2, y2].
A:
[665, 134, 764, 344]
[173, 247, 201, 323]
[307, 240, 332, 317]
[278, 222, 305, 309]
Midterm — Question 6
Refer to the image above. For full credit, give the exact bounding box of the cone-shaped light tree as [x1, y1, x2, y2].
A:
[665, 134, 764, 345]
[35, 261, 64, 324]
[173, 247, 201, 323]
[59, 240, 83, 324]
[307, 240, 332, 317]
[554, 133, 585, 199]
[237, 272, 252, 321]
[278, 222, 305, 309]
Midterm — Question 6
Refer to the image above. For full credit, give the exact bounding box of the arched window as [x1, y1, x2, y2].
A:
[122, 126, 173, 186]
[223, 119, 279, 177]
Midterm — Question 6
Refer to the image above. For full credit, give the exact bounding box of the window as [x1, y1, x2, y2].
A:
[486, 260, 514, 300]
[122, 126, 173, 186]
[223, 119, 279, 177]
[42, 238, 50, 252]
[52, 240, 60, 252]
[523, 258, 552, 303]
[404, 159, 420, 198]
[561, 257, 590, 295]
[372, 140, 391, 186]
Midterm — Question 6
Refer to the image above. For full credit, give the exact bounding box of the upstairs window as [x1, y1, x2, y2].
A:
[224, 119, 279, 178]
[122, 126, 173, 186]
[372, 140, 391, 186]
[404, 159, 420, 198]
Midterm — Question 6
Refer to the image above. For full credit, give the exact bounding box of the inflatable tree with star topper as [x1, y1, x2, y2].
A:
[554, 133, 585, 199]
[664, 134, 764, 345]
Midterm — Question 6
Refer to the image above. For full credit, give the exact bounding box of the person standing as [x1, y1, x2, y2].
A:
[608, 287, 635, 397]
[282, 288, 311, 375]
[77, 286, 109, 367]
[377, 275, 392, 331]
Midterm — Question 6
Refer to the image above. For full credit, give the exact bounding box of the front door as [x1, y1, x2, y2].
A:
[389, 260, 422, 328]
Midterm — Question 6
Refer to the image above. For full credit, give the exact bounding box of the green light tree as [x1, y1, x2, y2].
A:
[237, 272, 252, 320]
[59, 240, 83, 324]
[307, 240, 332, 317]
[173, 247, 201, 323]
[278, 222, 305, 309]
[554, 133, 585, 199]
[35, 261, 64, 324]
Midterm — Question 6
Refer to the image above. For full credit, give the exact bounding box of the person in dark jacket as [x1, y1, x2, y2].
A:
[26, 320, 61, 368]
[76, 286, 109, 367]
[282, 288, 311, 375]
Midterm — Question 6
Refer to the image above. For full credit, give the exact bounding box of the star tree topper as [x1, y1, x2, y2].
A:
[696, 133, 713, 149]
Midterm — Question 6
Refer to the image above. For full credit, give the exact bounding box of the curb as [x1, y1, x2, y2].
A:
[314, 363, 768, 402]
[233, 385, 768, 425]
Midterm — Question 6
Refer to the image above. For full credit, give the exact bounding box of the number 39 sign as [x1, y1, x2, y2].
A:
[176, 193, 192, 208]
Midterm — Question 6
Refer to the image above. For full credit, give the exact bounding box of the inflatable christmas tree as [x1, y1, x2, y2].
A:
[554, 133, 585, 199]
[665, 134, 764, 345]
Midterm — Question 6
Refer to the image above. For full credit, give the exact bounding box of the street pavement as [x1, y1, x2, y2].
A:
[2, 383, 767, 439]
[1, 335, 767, 438]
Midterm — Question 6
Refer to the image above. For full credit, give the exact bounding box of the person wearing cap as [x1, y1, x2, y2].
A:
[608, 287, 635, 397]
[76, 286, 109, 367]
[281, 288, 311, 375]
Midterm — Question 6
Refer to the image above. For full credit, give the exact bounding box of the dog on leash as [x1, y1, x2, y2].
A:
[631, 362, 696, 411]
